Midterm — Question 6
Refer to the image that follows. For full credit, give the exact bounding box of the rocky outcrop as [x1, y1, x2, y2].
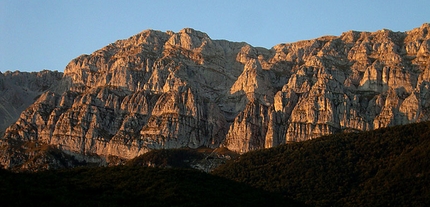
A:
[1, 24, 430, 170]
[0, 70, 63, 135]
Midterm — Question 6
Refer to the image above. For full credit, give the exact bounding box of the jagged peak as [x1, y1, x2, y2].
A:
[406, 22, 430, 40]
[420, 22, 430, 30]
[179, 28, 209, 38]
[340, 30, 363, 43]
[164, 28, 213, 52]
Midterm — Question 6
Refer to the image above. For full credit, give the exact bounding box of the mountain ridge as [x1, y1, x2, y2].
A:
[1, 23, 430, 170]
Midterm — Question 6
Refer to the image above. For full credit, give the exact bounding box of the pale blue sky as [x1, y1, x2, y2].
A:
[1, 0, 429, 72]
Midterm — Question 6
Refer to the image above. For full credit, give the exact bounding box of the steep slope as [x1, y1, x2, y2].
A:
[0, 70, 63, 134]
[1, 24, 430, 169]
[213, 121, 430, 207]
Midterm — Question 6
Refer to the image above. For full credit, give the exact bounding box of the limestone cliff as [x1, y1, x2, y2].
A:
[1, 24, 430, 170]
[0, 70, 63, 135]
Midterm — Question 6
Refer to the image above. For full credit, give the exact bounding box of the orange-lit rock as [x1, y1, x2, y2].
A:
[2, 24, 430, 170]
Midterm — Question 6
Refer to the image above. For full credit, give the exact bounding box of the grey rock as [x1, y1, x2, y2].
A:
[2, 23, 430, 171]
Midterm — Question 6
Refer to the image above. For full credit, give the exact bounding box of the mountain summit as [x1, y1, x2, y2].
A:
[1, 24, 430, 170]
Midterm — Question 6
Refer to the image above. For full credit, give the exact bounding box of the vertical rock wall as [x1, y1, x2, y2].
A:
[2, 24, 430, 169]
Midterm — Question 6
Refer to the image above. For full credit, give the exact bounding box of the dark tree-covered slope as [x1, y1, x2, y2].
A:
[0, 166, 304, 207]
[213, 121, 430, 207]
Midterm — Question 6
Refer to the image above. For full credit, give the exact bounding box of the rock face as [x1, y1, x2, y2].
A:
[1, 24, 430, 170]
[0, 70, 63, 135]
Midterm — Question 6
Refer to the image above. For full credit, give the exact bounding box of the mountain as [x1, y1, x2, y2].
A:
[0, 70, 63, 135]
[1, 23, 430, 170]
[213, 121, 430, 207]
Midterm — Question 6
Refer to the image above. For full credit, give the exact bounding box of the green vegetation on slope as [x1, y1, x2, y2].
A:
[0, 166, 303, 207]
[213, 121, 430, 207]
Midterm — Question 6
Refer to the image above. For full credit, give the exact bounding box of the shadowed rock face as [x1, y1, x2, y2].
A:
[1, 24, 430, 170]
[0, 70, 63, 135]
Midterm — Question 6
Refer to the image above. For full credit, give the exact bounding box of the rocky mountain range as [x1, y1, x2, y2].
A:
[1, 23, 429, 170]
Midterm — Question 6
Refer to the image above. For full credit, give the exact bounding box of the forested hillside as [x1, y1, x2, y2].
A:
[213, 121, 430, 206]
[0, 166, 302, 207]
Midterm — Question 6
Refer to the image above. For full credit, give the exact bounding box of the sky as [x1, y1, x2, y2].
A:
[1, 0, 429, 72]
